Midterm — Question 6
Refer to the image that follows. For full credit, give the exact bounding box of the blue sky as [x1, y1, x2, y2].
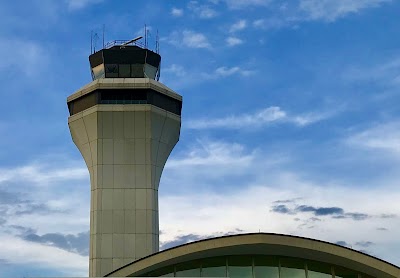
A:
[0, 0, 400, 276]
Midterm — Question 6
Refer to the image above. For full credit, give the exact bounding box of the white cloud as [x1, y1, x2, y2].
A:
[226, 36, 243, 46]
[66, 0, 103, 10]
[187, 106, 331, 129]
[214, 66, 253, 77]
[0, 234, 87, 276]
[0, 157, 90, 274]
[159, 139, 400, 265]
[0, 161, 87, 185]
[166, 30, 211, 49]
[343, 57, 400, 88]
[346, 121, 400, 155]
[167, 140, 254, 169]
[253, 19, 265, 28]
[221, 0, 271, 9]
[182, 30, 211, 48]
[163, 64, 186, 77]
[0, 38, 47, 77]
[188, 1, 218, 18]
[229, 19, 247, 33]
[171, 7, 184, 17]
[299, 0, 391, 22]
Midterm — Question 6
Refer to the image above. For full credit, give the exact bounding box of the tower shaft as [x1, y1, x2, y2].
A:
[68, 78, 181, 276]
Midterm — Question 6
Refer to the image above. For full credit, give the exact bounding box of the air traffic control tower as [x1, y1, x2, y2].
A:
[67, 38, 182, 277]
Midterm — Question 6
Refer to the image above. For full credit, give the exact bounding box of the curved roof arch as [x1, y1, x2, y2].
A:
[107, 233, 400, 277]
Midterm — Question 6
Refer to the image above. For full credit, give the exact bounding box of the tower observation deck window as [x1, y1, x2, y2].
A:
[67, 89, 182, 116]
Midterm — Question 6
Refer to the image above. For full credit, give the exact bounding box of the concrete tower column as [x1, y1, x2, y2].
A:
[67, 76, 181, 276]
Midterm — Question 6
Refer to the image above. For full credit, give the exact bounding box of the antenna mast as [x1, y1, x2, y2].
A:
[102, 24, 105, 49]
[156, 29, 160, 54]
[90, 30, 93, 54]
[144, 24, 147, 48]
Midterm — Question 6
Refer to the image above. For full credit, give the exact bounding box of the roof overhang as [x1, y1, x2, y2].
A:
[107, 233, 400, 278]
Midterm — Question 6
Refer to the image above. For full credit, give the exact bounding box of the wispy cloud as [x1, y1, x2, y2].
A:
[214, 66, 253, 77]
[163, 64, 186, 77]
[166, 30, 211, 49]
[229, 19, 247, 32]
[161, 64, 254, 89]
[171, 7, 184, 17]
[346, 121, 400, 155]
[66, 0, 103, 10]
[226, 36, 243, 46]
[299, 0, 392, 22]
[0, 38, 48, 77]
[187, 106, 332, 129]
[343, 57, 400, 88]
[188, 1, 218, 18]
[0, 234, 87, 276]
[0, 162, 87, 185]
[167, 140, 254, 169]
[219, 0, 272, 9]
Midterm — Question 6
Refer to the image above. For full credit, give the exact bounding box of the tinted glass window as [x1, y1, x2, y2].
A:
[228, 256, 252, 278]
[202, 257, 226, 277]
[105, 64, 118, 78]
[307, 261, 332, 278]
[176, 260, 201, 277]
[119, 64, 131, 78]
[131, 64, 144, 77]
[254, 256, 279, 278]
[280, 258, 306, 278]
[147, 266, 174, 277]
[334, 266, 359, 278]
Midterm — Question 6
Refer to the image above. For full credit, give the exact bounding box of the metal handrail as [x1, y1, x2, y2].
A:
[104, 39, 145, 49]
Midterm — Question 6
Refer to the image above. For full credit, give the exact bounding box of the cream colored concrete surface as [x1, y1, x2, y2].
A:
[107, 233, 400, 278]
[69, 87, 181, 277]
[67, 78, 182, 103]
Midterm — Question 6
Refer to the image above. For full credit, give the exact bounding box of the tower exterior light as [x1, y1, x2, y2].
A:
[67, 41, 182, 277]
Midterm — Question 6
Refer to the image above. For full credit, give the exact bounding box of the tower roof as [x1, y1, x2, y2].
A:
[89, 42, 161, 80]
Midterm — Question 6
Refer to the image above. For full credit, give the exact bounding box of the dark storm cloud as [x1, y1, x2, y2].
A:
[15, 227, 89, 256]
